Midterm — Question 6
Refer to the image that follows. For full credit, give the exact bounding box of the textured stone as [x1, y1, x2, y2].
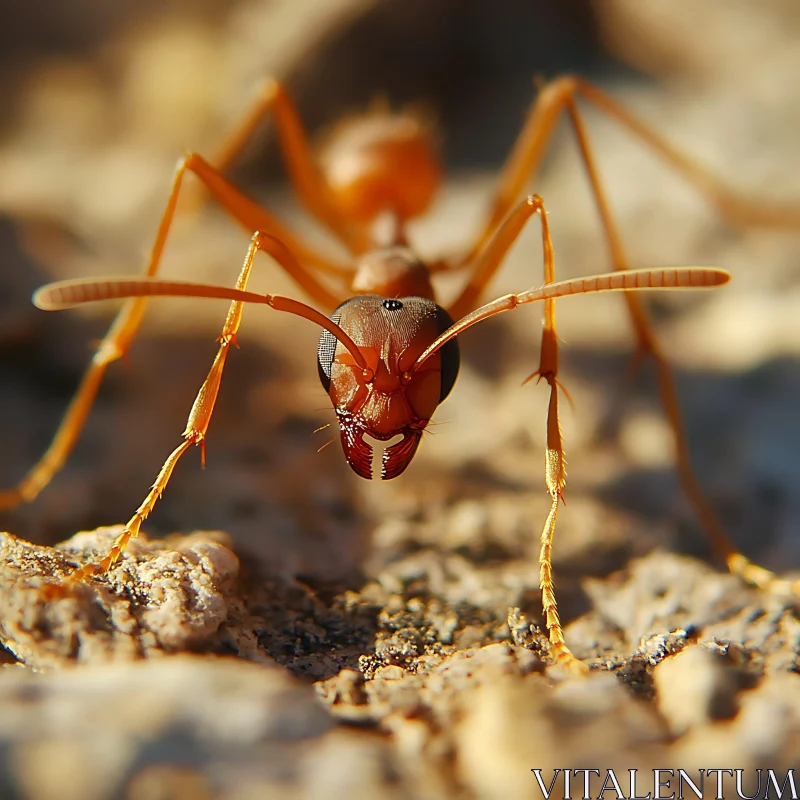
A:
[653, 644, 742, 735]
[0, 656, 334, 800]
[0, 529, 239, 668]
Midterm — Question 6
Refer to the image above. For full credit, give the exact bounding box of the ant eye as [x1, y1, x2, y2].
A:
[317, 308, 344, 392]
[318, 296, 370, 391]
[434, 305, 460, 402]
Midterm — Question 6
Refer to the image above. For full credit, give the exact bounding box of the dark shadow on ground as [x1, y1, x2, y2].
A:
[566, 346, 800, 571]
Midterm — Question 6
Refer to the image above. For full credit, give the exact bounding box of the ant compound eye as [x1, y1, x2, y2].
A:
[318, 296, 381, 392]
[318, 299, 357, 391]
[317, 313, 342, 392]
[434, 305, 460, 402]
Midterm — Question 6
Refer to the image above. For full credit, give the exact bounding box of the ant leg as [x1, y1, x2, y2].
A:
[0, 151, 202, 509]
[432, 289, 729, 669]
[0, 297, 146, 509]
[446, 76, 798, 593]
[0, 155, 347, 511]
[450, 195, 557, 320]
[451, 77, 580, 267]
[71, 233, 263, 579]
[563, 98, 797, 593]
[194, 78, 363, 253]
[446, 195, 584, 671]
[456, 75, 800, 267]
[527, 201, 585, 673]
[170, 152, 352, 287]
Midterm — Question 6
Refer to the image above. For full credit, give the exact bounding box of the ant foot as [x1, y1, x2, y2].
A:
[547, 643, 589, 678]
[727, 553, 800, 597]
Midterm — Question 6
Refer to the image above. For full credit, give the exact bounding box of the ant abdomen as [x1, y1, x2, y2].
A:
[318, 111, 441, 224]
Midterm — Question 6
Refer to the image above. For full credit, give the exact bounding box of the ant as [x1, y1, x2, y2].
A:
[3, 76, 799, 672]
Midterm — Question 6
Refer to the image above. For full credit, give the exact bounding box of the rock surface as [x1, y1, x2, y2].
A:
[2, 525, 799, 797]
[0, 529, 240, 667]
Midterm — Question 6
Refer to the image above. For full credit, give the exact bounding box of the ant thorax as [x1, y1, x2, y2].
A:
[351, 246, 436, 300]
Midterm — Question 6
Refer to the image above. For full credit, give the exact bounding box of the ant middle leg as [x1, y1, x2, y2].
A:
[458, 75, 800, 266]
[562, 95, 798, 593]
[453, 75, 799, 592]
[0, 295, 147, 509]
[201, 79, 363, 253]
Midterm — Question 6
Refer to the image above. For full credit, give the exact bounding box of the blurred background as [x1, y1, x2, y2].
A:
[0, 0, 799, 588]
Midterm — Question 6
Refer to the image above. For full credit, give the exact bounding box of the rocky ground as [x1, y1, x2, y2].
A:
[1, 1, 800, 798]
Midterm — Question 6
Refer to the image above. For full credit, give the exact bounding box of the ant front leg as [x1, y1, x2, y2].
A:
[520, 201, 582, 672]
[447, 194, 584, 671]
[420, 261, 731, 671]
[71, 233, 263, 579]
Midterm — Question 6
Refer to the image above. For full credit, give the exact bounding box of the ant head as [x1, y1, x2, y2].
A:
[317, 295, 459, 479]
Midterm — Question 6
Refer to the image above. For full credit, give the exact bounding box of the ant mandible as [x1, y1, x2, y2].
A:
[4, 76, 799, 672]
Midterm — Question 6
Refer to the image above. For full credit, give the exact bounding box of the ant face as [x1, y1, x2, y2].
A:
[317, 295, 459, 479]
